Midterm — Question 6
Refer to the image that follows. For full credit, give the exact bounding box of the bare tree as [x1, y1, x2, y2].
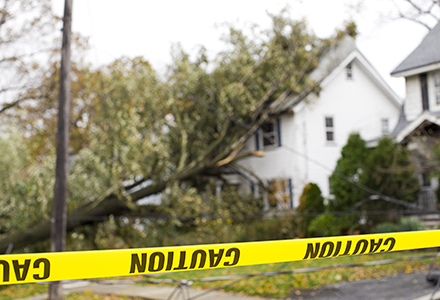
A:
[0, 0, 58, 114]
[392, 0, 440, 30]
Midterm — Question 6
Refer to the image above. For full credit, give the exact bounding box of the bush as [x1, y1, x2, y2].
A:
[297, 183, 325, 237]
[372, 217, 425, 233]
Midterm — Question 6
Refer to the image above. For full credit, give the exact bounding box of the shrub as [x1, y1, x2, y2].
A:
[372, 217, 425, 233]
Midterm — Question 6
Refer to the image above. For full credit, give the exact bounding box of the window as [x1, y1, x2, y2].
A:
[256, 117, 281, 149]
[420, 73, 429, 111]
[262, 121, 277, 146]
[346, 63, 353, 79]
[266, 178, 292, 209]
[325, 117, 334, 142]
[435, 71, 440, 105]
[381, 118, 389, 135]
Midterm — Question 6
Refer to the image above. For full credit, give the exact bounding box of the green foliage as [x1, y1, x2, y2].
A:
[336, 21, 357, 39]
[372, 217, 425, 233]
[297, 183, 325, 237]
[0, 132, 54, 234]
[307, 214, 359, 237]
[362, 137, 420, 202]
[361, 137, 420, 225]
[329, 133, 369, 212]
[0, 9, 363, 251]
[328, 134, 420, 233]
[297, 183, 325, 213]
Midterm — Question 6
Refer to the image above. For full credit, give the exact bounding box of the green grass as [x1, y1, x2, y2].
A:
[0, 283, 47, 300]
[66, 291, 145, 300]
[139, 250, 435, 298]
[0, 250, 435, 300]
[0, 284, 145, 300]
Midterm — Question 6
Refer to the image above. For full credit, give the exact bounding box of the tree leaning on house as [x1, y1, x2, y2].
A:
[1, 11, 349, 252]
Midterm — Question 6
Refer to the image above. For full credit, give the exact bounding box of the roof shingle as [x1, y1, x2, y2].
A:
[391, 22, 440, 75]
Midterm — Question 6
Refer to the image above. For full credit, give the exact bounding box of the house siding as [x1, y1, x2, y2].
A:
[240, 58, 400, 207]
[428, 71, 440, 111]
[404, 75, 423, 121]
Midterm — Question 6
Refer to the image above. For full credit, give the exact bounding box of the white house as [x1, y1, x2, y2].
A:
[391, 21, 440, 211]
[237, 35, 402, 209]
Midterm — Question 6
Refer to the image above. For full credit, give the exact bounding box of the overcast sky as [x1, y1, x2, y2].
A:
[52, 0, 437, 99]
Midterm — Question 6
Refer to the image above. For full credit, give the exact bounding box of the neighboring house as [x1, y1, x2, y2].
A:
[391, 21, 440, 212]
[237, 35, 402, 209]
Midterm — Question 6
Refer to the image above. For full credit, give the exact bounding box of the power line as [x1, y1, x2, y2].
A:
[188, 95, 418, 209]
[86, 252, 438, 300]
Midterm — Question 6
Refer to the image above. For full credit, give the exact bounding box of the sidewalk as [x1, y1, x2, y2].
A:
[18, 280, 277, 300]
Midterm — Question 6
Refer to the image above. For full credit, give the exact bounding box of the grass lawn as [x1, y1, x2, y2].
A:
[0, 284, 145, 300]
[0, 250, 436, 299]
[140, 249, 436, 298]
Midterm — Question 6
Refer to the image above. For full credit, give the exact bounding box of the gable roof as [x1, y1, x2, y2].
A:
[395, 110, 440, 143]
[391, 22, 440, 77]
[277, 36, 356, 112]
[278, 35, 401, 113]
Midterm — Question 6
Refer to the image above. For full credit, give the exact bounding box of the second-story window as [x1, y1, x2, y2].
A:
[325, 117, 334, 142]
[382, 118, 389, 135]
[420, 73, 429, 111]
[256, 118, 281, 150]
[435, 71, 440, 105]
[346, 63, 353, 80]
[262, 121, 277, 147]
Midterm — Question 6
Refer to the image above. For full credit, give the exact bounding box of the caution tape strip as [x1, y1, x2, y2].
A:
[1, 230, 439, 285]
[86, 253, 438, 286]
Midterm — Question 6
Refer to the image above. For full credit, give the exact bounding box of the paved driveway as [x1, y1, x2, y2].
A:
[285, 272, 439, 300]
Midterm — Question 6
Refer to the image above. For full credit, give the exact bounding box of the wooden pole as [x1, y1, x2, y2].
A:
[49, 0, 72, 298]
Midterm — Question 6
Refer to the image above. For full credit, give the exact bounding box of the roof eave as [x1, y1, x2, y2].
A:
[391, 61, 440, 78]
[395, 111, 440, 143]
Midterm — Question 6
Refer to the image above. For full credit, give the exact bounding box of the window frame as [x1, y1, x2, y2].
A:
[262, 121, 278, 147]
[381, 118, 389, 136]
[346, 63, 353, 80]
[257, 117, 281, 149]
[434, 71, 440, 106]
[325, 116, 335, 142]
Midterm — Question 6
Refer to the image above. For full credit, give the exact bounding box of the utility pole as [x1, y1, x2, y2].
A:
[49, 0, 72, 299]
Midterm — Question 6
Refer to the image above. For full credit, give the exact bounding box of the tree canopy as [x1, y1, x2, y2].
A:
[328, 133, 420, 233]
[0, 9, 353, 252]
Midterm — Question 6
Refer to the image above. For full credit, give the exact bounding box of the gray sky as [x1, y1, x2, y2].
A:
[53, 0, 437, 99]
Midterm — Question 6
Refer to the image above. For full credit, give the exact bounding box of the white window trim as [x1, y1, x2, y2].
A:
[325, 116, 335, 143]
[346, 63, 353, 80]
[434, 71, 440, 106]
[260, 119, 279, 149]
[381, 118, 389, 136]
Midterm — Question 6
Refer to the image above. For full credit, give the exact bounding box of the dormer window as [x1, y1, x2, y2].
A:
[346, 63, 353, 79]
[435, 71, 440, 105]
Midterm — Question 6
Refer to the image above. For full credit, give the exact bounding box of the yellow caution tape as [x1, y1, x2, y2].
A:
[1, 230, 440, 285]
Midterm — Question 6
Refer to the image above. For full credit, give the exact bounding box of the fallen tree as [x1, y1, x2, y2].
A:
[0, 13, 349, 252]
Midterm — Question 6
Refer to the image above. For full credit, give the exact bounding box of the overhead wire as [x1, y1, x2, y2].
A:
[188, 95, 419, 210]
[179, 83, 425, 300]
[84, 252, 438, 300]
